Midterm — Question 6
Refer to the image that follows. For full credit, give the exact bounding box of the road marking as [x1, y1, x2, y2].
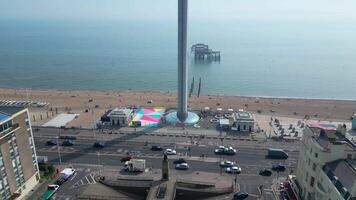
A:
[90, 173, 97, 184]
[70, 173, 77, 181]
[71, 171, 98, 189]
[85, 176, 90, 183]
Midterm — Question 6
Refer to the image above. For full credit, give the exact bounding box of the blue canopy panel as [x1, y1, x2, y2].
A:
[0, 112, 10, 123]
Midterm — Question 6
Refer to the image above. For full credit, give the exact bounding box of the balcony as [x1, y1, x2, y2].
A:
[322, 165, 352, 200]
[0, 123, 19, 139]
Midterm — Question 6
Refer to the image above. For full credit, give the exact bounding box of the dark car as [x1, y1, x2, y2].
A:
[93, 142, 105, 148]
[62, 140, 74, 146]
[259, 169, 272, 176]
[272, 164, 286, 172]
[56, 177, 66, 185]
[233, 192, 249, 200]
[151, 145, 163, 151]
[173, 158, 187, 164]
[46, 139, 58, 146]
[59, 135, 77, 140]
[120, 156, 132, 162]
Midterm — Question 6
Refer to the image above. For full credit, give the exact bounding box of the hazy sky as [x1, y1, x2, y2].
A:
[1, 0, 356, 21]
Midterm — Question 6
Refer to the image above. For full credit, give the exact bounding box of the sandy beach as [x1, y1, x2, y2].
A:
[1, 87, 355, 128]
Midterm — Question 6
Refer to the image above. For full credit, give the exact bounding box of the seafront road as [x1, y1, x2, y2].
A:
[32, 127, 300, 199]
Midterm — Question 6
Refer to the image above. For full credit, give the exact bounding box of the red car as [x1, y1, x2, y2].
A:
[120, 156, 132, 162]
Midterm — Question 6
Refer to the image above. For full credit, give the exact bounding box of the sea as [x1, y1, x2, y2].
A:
[0, 19, 356, 99]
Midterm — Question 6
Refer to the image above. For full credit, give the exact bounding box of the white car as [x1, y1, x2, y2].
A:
[175, 163, 189, 170]
[225, 166, 242, 174]
[165, 149, 177, 155]
[193, 124, 201, 128]
[219, 160, 235, 167]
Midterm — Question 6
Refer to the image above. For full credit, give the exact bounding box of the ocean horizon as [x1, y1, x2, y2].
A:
[1, 19, 356, 100]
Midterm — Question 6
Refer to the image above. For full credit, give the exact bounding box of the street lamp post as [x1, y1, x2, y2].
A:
[97, 151, 102, 175]
[56, 136, 62, 166]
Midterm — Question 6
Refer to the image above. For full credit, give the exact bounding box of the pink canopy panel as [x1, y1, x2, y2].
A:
[130, 107, 165, 127]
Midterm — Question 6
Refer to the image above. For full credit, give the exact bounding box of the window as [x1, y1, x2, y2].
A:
[308, 159, 311, 166]
[347, 154, 352, 159]
[312, 163, 316, 171]
[310, 148, 312, 154]
[305, 172, 309, 182]
[310, 176, 315, 187]
[307, 192, 311, 200]
[315, 153, 318, 158]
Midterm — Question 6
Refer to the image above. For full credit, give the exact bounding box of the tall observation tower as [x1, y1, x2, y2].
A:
[165, 0, 199, 125]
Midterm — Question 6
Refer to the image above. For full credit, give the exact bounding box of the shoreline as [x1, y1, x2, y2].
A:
[1, 86, 356, 102]
[1, 87, 356, 122]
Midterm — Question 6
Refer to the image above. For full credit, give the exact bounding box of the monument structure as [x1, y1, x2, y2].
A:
[165, 0, 200, 125]
[162, 154, 169, 180]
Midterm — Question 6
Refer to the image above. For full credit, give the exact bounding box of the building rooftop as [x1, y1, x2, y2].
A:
[0, 106, 25, 116]
[309, 123, 337, 131]
[323, 159, 356, 197]
[0, 106, 25, 124]
[233, 111, 254, 122]
[108, 108, 132, 118]
[308, 123, 356, 150]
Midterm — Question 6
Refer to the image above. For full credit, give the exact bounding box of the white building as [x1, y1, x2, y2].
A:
[293, 123, 356, 200]
[231, 110, 255, 132]
[107, 108, 132, 127]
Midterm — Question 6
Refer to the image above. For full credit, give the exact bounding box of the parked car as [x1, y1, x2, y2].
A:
[233, 192, 249, 200]
[151, 145, 163, 151]
[219, 160, 235, 168]
[46, 139, 57, 146]
[175, 163, 189, 170]
[259, 169, 272, 176]
[173, 158, 187, 164]
[120, 156, 132, 162]
[225, 166, 241, 174]
[62, 140, 74, 146]
[93, 142, 105, 148]
[164, 149, 176, 155]
[56, 168, 76, 185]
[272, 163, 286, 172]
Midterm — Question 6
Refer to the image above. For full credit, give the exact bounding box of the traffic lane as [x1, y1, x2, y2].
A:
[38, 151, 293, 179]
[35, 137, 299, 161]
[35, 142, 298, 170]
[35, 131, 302, 152]
[34, 128, 302, 150]
[38, 151, 220, 173]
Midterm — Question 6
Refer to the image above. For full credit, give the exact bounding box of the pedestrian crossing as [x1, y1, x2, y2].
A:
[71, 171, 97, 189]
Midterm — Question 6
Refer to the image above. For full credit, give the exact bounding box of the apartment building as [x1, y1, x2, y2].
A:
[0, 106, 39, 199]
[294, 122, 356, 200]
